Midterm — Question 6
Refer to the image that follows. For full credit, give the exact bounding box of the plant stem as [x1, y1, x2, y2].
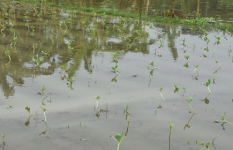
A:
[44, 111, 47, 123]
[117, 143, 120, 150]
[207, 86, 211, 93]
[189, 103, 194, 113]
[193, 68, 197, 74]
[160, 92, 165, 101]
[43, 91, 48, 97]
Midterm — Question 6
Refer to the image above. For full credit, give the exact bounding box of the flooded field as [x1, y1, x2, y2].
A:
[0, 0, 233, 150]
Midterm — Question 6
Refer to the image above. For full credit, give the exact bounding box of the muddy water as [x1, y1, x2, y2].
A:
[1, 2, 233, 150]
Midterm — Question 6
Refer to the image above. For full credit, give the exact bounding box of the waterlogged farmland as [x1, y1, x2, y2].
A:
[1, 1, 233, 150]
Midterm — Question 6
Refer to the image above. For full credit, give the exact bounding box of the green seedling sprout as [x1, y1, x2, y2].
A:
[147, 61, 159, 69]
[40, 106, 47, 124]
[169, 123, 174, 150]
[25, 106, 33, 116]
[173, 85, 179, 93]
[214, 36, 220, 45]
[94, 96, 101, 109]
[6, 106, 13, 109]
[111, 52, 119, 60]
[112, 63, 119, 75]
[2, 134, 5, 145]
[68, 76, 75, 83]
[125, 105, 130, 122]
[204, 79, 211, 93]
[186, 97, 194, 113]
[193, 65, 199, 74]
[159, 88, 165, 101]
[5, 50, 11, 61]
[184, 55, 190, 62]
[110, 131, 125, 150]
[33, 57, 43, 66]
[42, 86, 48, 97]
[213, 112, 233, 125]
[214, 59, 221, 68]
[197, 141, 211, 150]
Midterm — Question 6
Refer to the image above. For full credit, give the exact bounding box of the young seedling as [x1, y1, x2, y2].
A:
[94, 96, 101, 109]
[33, 57, 43, 66]
[214, 59, 221, 68]
[124, 105, 130, 122]
[2, 134, 5, 145]
[147, 61, 159, 69]
[112, 63, 119, 75]
[186, 97, 194, 113]
[25, 106, 33, 116]
[42, 86, 48, 97]
[173, 85, 179, 93]
[110, 131, 125, 150]
[184, 55, 190, 62]
[40, 106, 47, 124]
[111, 52, 119, 60]
[213, 112, 233, 125]
[197, 141, 211, 150]
[193, 65, 199, 74]
[169, 123, 174, 150]
[5, 50, 11, 61]
[214, 36, 220, 45]
[159, 88, 165, 101]
[68, 76, 75, 83]
[6, 106, 13, 109]
[204, 79, 211, 93]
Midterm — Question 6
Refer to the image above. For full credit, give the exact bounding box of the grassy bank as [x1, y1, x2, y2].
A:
[5, 0, 232, 33]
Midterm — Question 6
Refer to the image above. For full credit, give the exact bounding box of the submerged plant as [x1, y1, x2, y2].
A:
[186, 97, 194, 113]
[42, 86, 48, 97]
[214, 59, 221, 68]
[213, 112, 233, 125]
[40, 106, 47, 124]
[204, 79, 211, 94]
[193, 65, 199, 74]
[25, 106, 33, 116]
[159, 88, 165, 101]
[184, 55, 190, 62]
[110, 131, 125, 150]
[5, 50, 11, 61]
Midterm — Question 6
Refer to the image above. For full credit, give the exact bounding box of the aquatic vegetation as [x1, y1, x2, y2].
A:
[147, 61, 159, 69]
[159, 88, 165, 101]
[5, 50, 11, 61]
[94, 96, 101, 109]
[111, 53, 119, 60]
[124, 105, 130, 123]
[68, 76, 75, 83]
[169, 123, 174, 150]
[213, 112, 233, 125]
[40, 106, 47, 124]
[25, 106, 33, 116]
[204, 79, 211, 94]
[197, 141, 210, 150]
[193, 65, 199, 74]
[184, 55, 190, 62]
[110, 131, 125, 150]
[173, 85, 179, 93]
[214, 36, 221, 45]
[186, 97, 194, 113]
[214, 59, 221, 68]
[33, 57, 43, 66]
[6, 106, 13, 109]
[182, 38, 186, 47]
[42, 86, 48, 97]
[2, 134, 5, 145]
[111, 63, 119, 75]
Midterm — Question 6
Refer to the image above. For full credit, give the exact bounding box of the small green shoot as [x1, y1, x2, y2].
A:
[159, 88, 165, 101]
[184, 55, 190, 62]
[7, 106, 13, 109]
[2, 134, 5, 145]
[147, 61, 159, 69]
[5, 50, 11, 61]
[204, 79, 211, 93]
[111, 53, 119, 60]
[110, 131, 125, 150]
[213, 112, 233, 125]
[193, 65, 199, 74]
[169, 123, 174, 150]
[214, 36, 220, 45]
[25, 106, 33, 116]
[33, 57, 43, 66]
[68, 76, 75, 83]
[173, 85, 179, 93]
[40, 106, 47, 123]
[42, 86, 48, 97]
[214, 59, 221, 68]
[112, 63, 119, 75]
[94, 96, 101, 109]
[197, 141, 211, 150]
[186, 97, 194, 113]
